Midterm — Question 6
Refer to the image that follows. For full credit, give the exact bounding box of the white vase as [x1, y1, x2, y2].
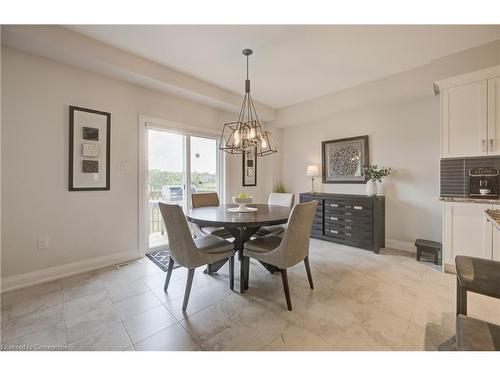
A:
[365, 180, 377, 196]
[377, 181, 385, 196]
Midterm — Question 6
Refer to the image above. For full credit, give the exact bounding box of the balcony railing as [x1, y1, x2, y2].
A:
[149, 200, 166, 235]
[148, 188, 215, 236]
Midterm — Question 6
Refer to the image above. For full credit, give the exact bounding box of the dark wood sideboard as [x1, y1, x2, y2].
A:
[299, 192, 385, 253]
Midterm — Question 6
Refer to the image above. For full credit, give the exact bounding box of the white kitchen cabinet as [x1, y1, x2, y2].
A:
[436, 65, 500, 158]
[493, 224, 500, 261]
[443, 202, 493, 266]
[442, 80, 488, 158]
[488, 77, 500, 156]
[483, 214, 493, 259]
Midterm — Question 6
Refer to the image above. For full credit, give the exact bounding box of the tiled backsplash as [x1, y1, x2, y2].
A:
[440, 156, 500, 196]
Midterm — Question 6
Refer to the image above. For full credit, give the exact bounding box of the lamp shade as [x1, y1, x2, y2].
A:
[306, 165, 320, 177]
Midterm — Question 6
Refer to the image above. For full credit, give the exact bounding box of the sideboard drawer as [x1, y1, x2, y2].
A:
[325, 206, 372, 218]
[324, 212, 372, 227]
[324, 227, 373, 249]
[324, 217, 372, 231]
[299, 193, 385, 253]
[324, 199, 372, 211]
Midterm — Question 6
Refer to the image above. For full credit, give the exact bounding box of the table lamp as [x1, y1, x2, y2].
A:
[306, 165, 320, 193]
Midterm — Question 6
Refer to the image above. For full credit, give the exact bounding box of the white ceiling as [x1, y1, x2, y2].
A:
[67, 25, 500, 108]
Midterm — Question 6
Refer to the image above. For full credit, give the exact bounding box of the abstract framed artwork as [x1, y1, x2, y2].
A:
[322, 135, 369, 184]
[242, 147, 257, 187]
[69, 105, 111, 191]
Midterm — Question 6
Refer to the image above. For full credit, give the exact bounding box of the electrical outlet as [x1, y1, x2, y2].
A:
[38, 237, 50, 250]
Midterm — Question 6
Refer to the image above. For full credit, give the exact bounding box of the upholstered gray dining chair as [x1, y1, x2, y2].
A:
[159, 202, 235, 311]
[191, 192, 232, 239]
[256, 192, 295, 236]
[243, 200, 317, 310]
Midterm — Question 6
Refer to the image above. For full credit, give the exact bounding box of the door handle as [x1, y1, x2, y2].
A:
[490, 139, 494, 151]
[330, 230, 338, 234]
[353, 206, 362, 210]
[482, 139, 486, 152]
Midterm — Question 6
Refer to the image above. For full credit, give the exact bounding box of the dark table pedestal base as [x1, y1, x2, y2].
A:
[203, 227, 279, 293]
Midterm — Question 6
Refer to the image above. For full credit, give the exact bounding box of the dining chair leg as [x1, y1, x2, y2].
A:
[280, 268, 293, 311]
[164, 257, 175, 291]
[182, 269, 195, 311]
[304, 256, 314, 290]
[229, 255, 235, 291]
[456, 277, 467, 316]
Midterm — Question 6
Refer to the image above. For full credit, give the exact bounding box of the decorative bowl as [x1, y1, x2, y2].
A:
[233, 196, 253, 205]
[229, 196, 257, 213]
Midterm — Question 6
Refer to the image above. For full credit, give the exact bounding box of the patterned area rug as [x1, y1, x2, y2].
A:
[146, 247, 180, 272]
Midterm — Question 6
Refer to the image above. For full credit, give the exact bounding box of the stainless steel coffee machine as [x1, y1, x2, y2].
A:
[468, 168, 499, 198]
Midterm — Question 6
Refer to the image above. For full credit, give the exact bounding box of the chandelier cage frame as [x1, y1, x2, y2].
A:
[219, 49, 278, 157]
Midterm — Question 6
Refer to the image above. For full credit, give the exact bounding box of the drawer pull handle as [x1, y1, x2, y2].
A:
[346, 219, 352, 223]
[330, 217, 338, 221]
[330, 203, 338, 207]
[330, 230, 338, 234]
[345, 226, 351, 230]
[346, 233, 352, 237]
[354, 206, 362, 210]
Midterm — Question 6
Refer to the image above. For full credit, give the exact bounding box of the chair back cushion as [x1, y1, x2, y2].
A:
[278, 200, 317, 268]
[268, 192, 295, 208]
[192, 192, 220, 208]
[158, 202, 196, 267]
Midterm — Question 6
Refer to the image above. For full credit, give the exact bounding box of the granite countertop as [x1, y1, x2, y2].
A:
[440, 196, 500, 205]
[485, 209, 500, 230]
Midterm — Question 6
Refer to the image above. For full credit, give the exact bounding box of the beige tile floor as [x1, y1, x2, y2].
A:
[1, 238, 500, 351]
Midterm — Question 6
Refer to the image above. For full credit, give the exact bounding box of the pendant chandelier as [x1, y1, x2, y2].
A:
[219, 49, 277, 157]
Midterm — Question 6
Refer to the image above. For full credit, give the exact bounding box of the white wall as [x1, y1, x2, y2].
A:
[273, 41, 500, 247]
[0, 47, 273, 286]
[222, 112, 283, 204]
[279, 96, 441, 244]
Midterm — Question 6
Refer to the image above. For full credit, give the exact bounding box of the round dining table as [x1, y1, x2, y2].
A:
[186, 203, 291, 293]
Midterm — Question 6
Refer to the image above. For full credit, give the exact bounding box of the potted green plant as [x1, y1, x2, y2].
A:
[363, 165, 391, 196]
[274, 182, 287, 193]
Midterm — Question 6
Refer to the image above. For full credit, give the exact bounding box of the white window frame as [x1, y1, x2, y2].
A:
[138, 115, 225, 256]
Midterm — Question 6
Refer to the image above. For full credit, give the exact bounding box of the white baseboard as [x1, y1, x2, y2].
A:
[385, 238, 416, 253]
[0, 249, 142, 293]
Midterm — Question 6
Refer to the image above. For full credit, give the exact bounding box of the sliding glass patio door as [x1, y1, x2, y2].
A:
[146, 127, 221, 252]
